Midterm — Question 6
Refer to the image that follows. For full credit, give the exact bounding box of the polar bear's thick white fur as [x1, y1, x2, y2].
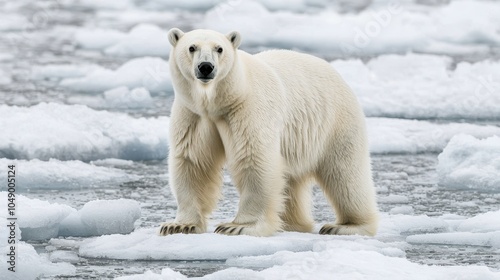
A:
[159, 28, 378, 237]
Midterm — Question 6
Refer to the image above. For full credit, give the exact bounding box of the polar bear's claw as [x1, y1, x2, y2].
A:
[159, 223, 199, 235]
[215, 224, 245, 235]
[319, 223, 377, 236]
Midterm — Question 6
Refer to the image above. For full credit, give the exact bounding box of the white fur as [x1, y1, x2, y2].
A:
[160, 29, 379, 237]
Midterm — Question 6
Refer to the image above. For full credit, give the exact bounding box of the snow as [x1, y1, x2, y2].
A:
[0, 103, 169, 161]
[437, 135, 500, 192]
[334, 53, 500, 119]
[0, 242, 76, 280]
[0, 158, 139, 190]
[367, 118, 500, 154]
[59, 199, 141, 237]
[75, 24, 170, 57]
[60, 57, 171, 93]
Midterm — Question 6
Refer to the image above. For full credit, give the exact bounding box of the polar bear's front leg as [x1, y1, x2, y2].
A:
[216, 128, 285, 237]
[159, 106, 225, 236]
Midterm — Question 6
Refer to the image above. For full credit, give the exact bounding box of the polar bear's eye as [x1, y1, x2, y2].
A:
[217, 47, 223, 54]
[189, 46, 196, 53]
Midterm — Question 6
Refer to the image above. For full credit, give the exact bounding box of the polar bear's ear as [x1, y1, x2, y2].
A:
[168, 28, 184, 47]
[226, 31, 241, 49]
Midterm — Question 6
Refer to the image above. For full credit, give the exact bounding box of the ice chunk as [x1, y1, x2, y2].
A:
[79, 228, 317, 260]
[458, 210, 500, 233]
[334, 54, 500, 119]
[91, 158, 135, 167]
[0, 242, 75, 280]
[59, 199, 141, 237]
[201, 1, 500, 57]
[0, 192, 76, 241]
[389, 206, 414, 215]
[116, 268, 187, 280]
[60, 57, 171, 93]
[437, 135, 500, 192]
[0, 103, 169, 161]
[377, 194, 409, 204]
[407, 232, 500, 248]
[105, 24, 170, 57]
[49, 250, 80, 263]
[0, 158, 140, 190]
[367, 118, 500, 154]
[120, 246, 500, 280]
[75, 24, 170, 57]
[31, 64, 104, 80]
[75, 28, 126, 49]
[0, 68, 12, 85]
[103, 86, 153, 109]
[380, 214, 449, 236]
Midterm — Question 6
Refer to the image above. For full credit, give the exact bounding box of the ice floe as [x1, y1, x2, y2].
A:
[0, 158, 139, 190]
[201, 1, 500, 57]
[367, 118, 500, 154]
[0, 103, 169, 161]
[59, 57, 171, 93]
[59, 199, 140, 237]
[0, 193, 141, 240]
[437, 135, 500, 192]
[334, 54, 500, 119]
[0, 242, 76, 280]
[75, 24, 170, 57]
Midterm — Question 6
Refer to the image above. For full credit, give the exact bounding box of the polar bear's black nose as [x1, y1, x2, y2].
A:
[198, 62, 214, 77]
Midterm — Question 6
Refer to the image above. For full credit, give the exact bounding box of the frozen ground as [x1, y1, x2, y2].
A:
[0, 0, 499, 279]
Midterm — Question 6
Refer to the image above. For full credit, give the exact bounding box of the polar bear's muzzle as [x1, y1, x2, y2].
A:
[196, 62, 216, 83]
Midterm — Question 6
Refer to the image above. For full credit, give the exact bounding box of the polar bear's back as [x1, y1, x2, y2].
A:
[254, 50, 365, 172]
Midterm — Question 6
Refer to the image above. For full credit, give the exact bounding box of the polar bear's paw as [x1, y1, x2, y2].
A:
[214, 223, 247, 235]
[319, 224, 375, 236]
[159, 223, 201, 235]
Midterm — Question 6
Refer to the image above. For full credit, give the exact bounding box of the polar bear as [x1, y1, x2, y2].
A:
[159, 28, 378, 237]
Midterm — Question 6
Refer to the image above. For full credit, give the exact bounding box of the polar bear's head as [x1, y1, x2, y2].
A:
[168, 28, 241, 85]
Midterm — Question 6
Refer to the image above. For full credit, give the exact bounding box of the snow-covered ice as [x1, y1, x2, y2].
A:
[367, 118, 500, 154]
[334, 54, 500, 119]
[0, 192, 75, 241]
[0, 158, 139, 190]
[103, 86, 153, 108]
[437, 135, 500, 192]
[31, 64, 104, 81]
[59, 199, 141, 237]
[75, 24, 170, 57]
[103, 210, 500, 279]
[0, 103, 169, 161]
[201, 1, 500, 57]
[0, 193, 141, 240]
[79, 228, 317, 260]
[0, 242, 76, 280]
[60, 57, 171, 93]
